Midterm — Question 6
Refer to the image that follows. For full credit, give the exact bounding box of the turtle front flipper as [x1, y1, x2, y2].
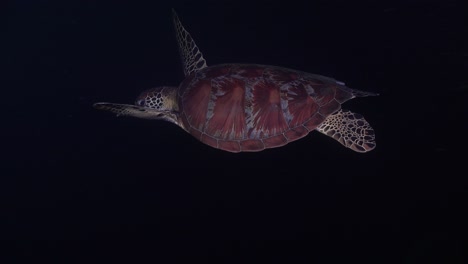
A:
[316, 110, 376, 153]
[94, 102, 181, 127]
[172, 9, 208, 76]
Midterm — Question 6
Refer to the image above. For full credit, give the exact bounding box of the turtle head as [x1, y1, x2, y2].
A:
[93, 86, 183, 128]
[135, 86, 179, 112]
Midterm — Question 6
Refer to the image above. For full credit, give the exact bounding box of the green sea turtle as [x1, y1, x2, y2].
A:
[94, 10, 377, 153]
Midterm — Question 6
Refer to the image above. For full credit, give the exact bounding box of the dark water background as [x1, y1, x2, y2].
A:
[3, 0, 467, 263]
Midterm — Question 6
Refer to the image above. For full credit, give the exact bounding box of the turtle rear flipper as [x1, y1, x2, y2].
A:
[94, 103, 181, 126]
[316, 110, 376, 153]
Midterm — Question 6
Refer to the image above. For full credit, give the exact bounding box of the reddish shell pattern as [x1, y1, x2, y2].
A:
[178, 64, 356, 152]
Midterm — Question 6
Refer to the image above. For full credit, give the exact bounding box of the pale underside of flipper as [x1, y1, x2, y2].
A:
[316, 110, 376, 153]
[93, 103, 180, 126]
[172, 9, 208, 76]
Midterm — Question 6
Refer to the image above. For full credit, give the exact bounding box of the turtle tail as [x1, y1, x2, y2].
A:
[351, 89, 379, 98]
[337, 82, 379, 98]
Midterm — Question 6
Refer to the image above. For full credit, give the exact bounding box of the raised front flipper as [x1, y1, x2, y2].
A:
[172, 9, 208, 76]
[316, 110, 376, 153]
[93, 103, 181, 127]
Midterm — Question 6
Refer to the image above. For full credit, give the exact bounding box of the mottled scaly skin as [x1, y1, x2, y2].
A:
[178, 64, 359, 152]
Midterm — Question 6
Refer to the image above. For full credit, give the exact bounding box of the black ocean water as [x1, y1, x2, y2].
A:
[3, 0, 466, 263]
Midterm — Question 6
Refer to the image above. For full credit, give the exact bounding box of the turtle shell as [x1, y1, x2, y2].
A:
[177, 64, 357, 152]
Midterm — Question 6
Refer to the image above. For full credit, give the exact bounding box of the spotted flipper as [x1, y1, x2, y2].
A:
[172, 9, 208, 76]
[316, 110, 376, 153]
[93, 103, 179, 125]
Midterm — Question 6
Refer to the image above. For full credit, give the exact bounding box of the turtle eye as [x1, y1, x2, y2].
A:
[136, 99, 146, 106]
